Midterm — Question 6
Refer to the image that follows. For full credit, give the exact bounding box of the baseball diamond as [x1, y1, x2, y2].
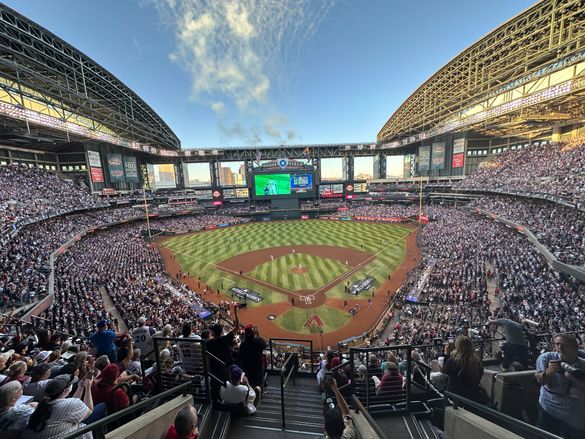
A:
[157, 219, 421, 343]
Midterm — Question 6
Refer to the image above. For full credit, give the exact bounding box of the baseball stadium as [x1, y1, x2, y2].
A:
[0, 1, 584, 439]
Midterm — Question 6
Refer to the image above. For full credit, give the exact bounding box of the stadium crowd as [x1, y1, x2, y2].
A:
[0, 164, 107, 232]
[456, 137, 585, 206]
[374, 207, 584, 348]
[470, 195, 584, 266]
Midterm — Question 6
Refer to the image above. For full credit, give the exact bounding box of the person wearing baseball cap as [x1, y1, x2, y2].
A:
[25, 373, 107, 439]
[89, 320, 118, 364]
[91, 364, 129, 415]
[220, 364, 257, 414]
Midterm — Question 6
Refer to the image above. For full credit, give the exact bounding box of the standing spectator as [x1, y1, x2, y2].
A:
[238, 325, 266, 396]
[89, 320, 117, 363]
[443, 336, 486, 404]
[488, 317, 528, 371]
[206, 321, 238, 403]
[535, 334, 585, 439]
[131, 317, 155, 361]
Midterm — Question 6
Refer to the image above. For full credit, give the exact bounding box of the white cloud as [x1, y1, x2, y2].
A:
[152, 0, 337, 144]
[211, 101, 225, 115]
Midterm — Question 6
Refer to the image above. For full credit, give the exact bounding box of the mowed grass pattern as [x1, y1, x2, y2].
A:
[249, 253, 348, 291]
[161, 221, 412, 330]
[278, 306, 352, 335]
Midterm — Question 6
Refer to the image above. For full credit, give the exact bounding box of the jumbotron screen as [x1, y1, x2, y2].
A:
[254, 173, 313, 196]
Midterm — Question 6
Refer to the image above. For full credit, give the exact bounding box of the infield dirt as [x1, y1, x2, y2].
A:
[156, 222, 420, 347]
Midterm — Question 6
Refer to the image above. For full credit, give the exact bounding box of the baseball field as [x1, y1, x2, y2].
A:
[157, 220, 420, 345]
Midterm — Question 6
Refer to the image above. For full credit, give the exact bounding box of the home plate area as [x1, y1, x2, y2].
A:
[300, 294, 316, 305]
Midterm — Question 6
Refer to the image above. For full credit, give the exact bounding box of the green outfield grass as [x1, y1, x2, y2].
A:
[161, 220, 412, 332]
[275, 306, 352, 335]
[248, 253, 348, 291]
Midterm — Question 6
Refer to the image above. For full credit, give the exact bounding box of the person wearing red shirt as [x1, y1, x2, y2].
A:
[90, 363, 129, 415]
[166, 405, 198, 439]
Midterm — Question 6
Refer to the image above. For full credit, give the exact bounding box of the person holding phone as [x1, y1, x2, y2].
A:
[220, 365, 256, 414]
[535, 334, 585, 439]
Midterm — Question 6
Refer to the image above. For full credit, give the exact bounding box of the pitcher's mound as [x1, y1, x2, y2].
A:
[291, 267, 308, 274]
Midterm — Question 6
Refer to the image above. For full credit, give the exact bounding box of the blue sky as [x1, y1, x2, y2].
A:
[5, 0, 535, 151]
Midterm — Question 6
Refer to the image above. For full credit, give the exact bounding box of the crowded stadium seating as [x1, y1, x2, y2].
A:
[0, 161, 584, 439]
[456, 137, 585, 207]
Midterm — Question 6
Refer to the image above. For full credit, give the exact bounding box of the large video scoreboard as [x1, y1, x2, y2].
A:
[252, 171, 315, 199]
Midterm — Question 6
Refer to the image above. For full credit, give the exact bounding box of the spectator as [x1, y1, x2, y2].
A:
[535, 334, 585, 439]
[488, 317, 528, 371]
[443, 336, 486, 404]
[24, 374, 105, 439]
[91, 364, 129, 415]
[220, 365, 256, 414]
[323, 378, 356, 439]
[23, 364, 52, 403]
[166, 404, 198, 439]
[0, 381, 35, 433]
[238, 325, 266, 394]
[90, 321, 117, 363]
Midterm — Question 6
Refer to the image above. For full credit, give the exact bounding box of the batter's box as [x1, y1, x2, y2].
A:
[300, 295, 314, 305]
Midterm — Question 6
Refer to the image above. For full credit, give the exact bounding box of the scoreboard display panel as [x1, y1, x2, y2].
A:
[253, 172, 315, 198]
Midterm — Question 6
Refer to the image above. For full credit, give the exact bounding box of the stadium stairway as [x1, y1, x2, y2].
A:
[228, 374, 325, 438]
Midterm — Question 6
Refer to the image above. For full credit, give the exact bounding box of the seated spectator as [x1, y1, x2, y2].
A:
[373, 362, 403, 399]
[0, 361, 30, 388]
[220, 365, 256, 414]
[23, 364, 52, 403]
[166, 404, 199, 439]
[323, 378, 356, 439]
[24, 374, 105, 439]
[0, 381, 35, 433]
[91, 364, 129, 415]
[443, 336, 486, 404]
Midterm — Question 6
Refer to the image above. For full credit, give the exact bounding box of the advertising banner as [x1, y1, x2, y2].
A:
[87, 150, 102, 168]
[123, 156, 139, 182]
[453, 138, 465, 154]
[90, 167, 104, 183]
[418, 145, 430, 172]
[107, 153, 125, 182]
[452, 153, 465, 168]
[431, 141, 446, 170]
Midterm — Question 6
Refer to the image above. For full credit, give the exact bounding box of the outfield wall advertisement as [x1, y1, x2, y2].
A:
[107, 153, 125, 182]
[431, 141, 446, 170]
[418, 145, 430, 172]
[452, 138, 465, 168]
[123, 156, 139, 182]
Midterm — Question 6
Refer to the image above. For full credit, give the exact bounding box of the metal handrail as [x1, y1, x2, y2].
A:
[60, 381, 194, 439]
[444, 391, 562, 439]
[280, 352, 298, 429]
[351, 394, 388, 439]
[269, 337, 314, 374]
